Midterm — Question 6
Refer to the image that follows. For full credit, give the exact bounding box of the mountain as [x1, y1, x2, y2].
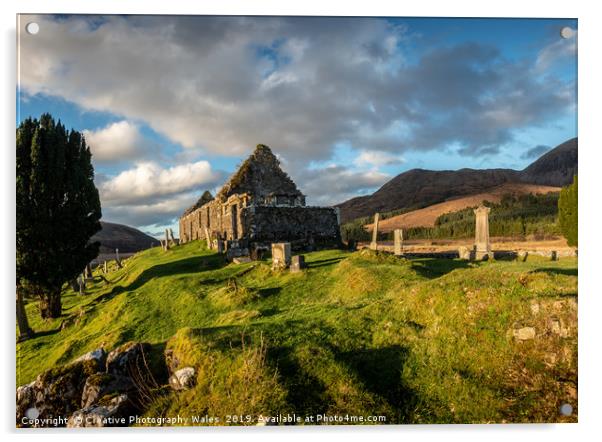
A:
[520, 138, 578, 186]
[337, 138, 577, 223]
[91, 221, 160, 254]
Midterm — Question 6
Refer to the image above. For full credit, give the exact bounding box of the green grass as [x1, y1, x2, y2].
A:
[17, 241, 577, 424]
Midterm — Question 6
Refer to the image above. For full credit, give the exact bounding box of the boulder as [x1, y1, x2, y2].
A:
[22, 358, 101, 426]
[16, 381, 35, 425]
[67, 394, 133, 427]
[81, 373, 136, 408]
[106, 342, 151, 377]
[168, 367, 196, 391]
[74, 348, 107, 366]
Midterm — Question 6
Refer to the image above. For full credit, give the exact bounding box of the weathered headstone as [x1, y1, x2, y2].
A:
[115, 248, 123, 268]
[458, 245, 476, 260]
[169, 228, 177, 245]
[290, 255, 306, 273]
[473, 205, 491, 260]
[250, 247, 266, 261]
[393, 229, 404, 256]
[370, 213, 380, 251]
[164, 230, 170, 250]
[78, 274, 85, 295]
[233, 256, 252, 264]
[215, 239, 224, 253]
[271, 243, 292, 270]
[551, 250, 558, 261]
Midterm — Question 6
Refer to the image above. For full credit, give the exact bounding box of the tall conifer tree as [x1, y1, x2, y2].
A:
[16, 114, 102, 321]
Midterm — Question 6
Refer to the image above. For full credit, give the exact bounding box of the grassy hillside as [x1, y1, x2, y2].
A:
[17, 241, 577, 424]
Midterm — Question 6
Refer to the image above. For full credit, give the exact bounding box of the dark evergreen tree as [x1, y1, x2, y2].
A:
[558, 175, 578, 247]
[17, 114, 102, 320]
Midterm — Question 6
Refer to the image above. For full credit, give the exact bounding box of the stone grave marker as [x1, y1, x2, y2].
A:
[393, 229, 404, 256]
[290, 255, 306, 273]
[370, 213, 380, 250]
[271, 243, 292, 270]
[473, 205, 491, 260]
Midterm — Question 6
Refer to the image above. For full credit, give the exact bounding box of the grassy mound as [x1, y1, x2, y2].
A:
[17, 241, 577, 424]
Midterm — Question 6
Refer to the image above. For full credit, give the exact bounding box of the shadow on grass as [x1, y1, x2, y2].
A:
[266, 346, 330, 416]
[335, 345, 419, 423]
[92, 254, 228, 304]
[258, 287, 282, 298]
[306, 257, 346, 269]
[410, 258, 473, 279]
[530, 267, 578, 277]
[32, 328, 61, 339]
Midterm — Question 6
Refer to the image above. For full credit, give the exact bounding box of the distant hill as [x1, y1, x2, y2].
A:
[337, 138, 577, 223]
[365, 183, 560, 233]
[91, 221, 159, 254]
[520, 138, 578, 186]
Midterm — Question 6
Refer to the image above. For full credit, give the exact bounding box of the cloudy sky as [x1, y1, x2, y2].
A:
[17, 15, 577, 236]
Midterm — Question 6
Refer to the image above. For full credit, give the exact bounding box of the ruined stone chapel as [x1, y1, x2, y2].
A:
[179, 144, 340, 249]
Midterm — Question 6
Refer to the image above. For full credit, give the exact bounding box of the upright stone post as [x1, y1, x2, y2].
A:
[473, 205, 491, 260]
[370, 213, 380, 250]
[116, 248, 123, 268]
[78, 274, 85, 295]
[164, 229, 170, 250]
[103, 260, 108, 274]
[393, 229, 404, 256]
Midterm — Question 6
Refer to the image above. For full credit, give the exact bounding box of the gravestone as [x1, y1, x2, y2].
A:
[164, 229, 170, 250]
[271, 243, 292, 270]
[250, 246, 267, 261]
[473, 205, 491, 260]
[290, 255, 306, 273]
[169, 228, 177, 245]
[215, 239, 224, 253]
[78, 274, 85, 295]
[550, 250, 558, 261]
[370, 213, 380, 250]
[393, 229, 404, 256]
[115, 248, 123, 268]
[458, 245, 476, 260]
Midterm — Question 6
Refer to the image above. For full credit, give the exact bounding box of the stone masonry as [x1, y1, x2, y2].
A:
[473, 205, 491, 260]
[179, 145, 341, 249]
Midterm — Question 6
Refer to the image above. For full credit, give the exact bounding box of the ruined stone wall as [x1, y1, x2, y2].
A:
[241, 206, 340, 244]
[179, 194, 251, 243]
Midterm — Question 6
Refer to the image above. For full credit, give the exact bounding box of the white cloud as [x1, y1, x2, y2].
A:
[297, 165, 390, 206]
[535, 30, 577, 73]
[354, 150, 405, 167]
[100, 160, 219, 205]
[84, 121, 143, 162]
[19, 15, 574, 164]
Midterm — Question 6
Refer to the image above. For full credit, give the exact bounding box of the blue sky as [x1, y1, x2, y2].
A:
[17, 15, 577, 236]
